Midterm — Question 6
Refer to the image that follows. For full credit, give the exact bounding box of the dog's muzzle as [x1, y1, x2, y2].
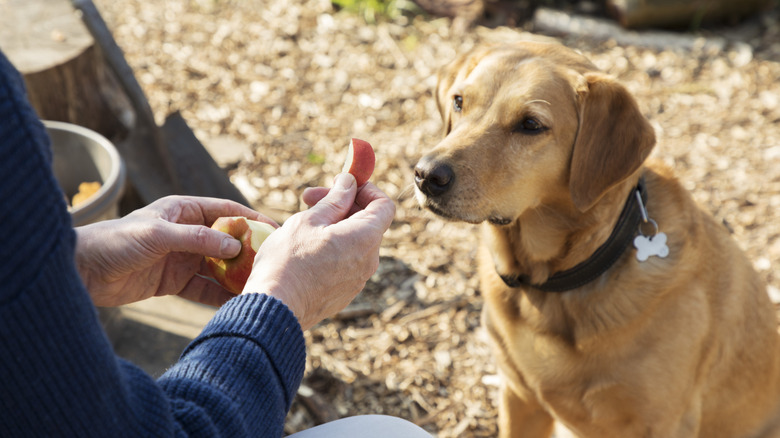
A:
[414, 155, 455, 198]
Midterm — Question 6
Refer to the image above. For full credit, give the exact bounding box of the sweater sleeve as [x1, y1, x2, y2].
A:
[0, 50, 306, 438]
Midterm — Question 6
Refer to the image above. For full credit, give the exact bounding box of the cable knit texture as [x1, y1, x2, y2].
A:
[0, 50, 305, 437]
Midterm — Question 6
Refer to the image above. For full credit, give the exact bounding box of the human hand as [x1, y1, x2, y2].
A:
[244, 173, 395, 330]
[75, 196, 274, 307]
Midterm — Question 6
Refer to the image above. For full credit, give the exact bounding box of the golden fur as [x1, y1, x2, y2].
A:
[413, 41, 780, 438]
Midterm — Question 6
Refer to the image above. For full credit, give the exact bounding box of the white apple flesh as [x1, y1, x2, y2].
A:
[205, 216, 275, 294]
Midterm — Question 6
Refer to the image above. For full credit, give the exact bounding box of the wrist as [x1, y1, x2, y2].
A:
[242, 284, 307, 329]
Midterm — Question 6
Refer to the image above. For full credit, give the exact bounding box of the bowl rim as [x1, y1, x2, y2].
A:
[43, 120, 126, 224]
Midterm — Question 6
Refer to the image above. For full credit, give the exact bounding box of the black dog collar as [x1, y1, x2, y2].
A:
[499, 177, 647, 293]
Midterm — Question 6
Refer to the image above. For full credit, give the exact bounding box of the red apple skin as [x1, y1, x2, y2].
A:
[342, 138, 375, 186]
[205, 216, 275, 294]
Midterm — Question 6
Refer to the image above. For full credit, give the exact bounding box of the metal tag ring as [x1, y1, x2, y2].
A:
[639, 218, 659, 237]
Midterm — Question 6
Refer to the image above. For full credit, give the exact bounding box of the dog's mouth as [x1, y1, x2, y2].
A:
[417, 190, 514, 226]
[425, 202, 479, 224]
[416, 194, 478, 224]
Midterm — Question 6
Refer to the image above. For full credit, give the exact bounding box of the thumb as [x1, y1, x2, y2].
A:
[154, 221, 242, 259]
[307, 173, 357, 225]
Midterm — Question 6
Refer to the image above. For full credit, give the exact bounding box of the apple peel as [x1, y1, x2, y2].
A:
[205, 216, 275, 294]
[342, 138, 375, 187]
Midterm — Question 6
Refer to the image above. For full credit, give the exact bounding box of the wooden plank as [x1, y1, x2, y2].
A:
[161, 111, 251, 206]
[71, 0, 183, 201]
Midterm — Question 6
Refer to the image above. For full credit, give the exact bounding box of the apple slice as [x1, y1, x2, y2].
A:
[205, 216, 275, 294]
[342, 138, 375, 187]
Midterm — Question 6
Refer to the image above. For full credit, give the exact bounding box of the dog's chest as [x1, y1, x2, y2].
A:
[483, 293, 646, 426]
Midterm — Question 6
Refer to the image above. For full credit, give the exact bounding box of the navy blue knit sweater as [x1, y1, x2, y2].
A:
[0, 50, 305, 437]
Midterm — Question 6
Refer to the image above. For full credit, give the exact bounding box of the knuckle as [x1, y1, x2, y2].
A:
[138, 221, 168, 253]
[193, 224, 212, 246]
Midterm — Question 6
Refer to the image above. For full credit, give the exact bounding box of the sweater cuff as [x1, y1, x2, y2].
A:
[183, 293, 306, 386]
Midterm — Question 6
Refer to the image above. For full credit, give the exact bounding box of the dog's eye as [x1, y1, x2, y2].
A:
[453, 95, 463, 112]
[513, 117, 546, 134]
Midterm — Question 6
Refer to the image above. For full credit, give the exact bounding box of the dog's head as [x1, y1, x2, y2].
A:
[414, 41, 656, 224]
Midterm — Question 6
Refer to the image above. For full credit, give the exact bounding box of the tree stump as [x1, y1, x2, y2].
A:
[0, 0, 129, 141]
[1, 0, 251, 213]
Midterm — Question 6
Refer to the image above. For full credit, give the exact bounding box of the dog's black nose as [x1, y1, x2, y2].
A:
[414, 156, 454, 197]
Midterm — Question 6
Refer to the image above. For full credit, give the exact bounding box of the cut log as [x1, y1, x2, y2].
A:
[532, 8, 727, 53]
[0, 0, 128, 140]
[606, 0, 772, 29]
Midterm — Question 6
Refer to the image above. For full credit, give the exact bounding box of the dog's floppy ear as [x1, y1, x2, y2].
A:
[569, 72, 656, 211]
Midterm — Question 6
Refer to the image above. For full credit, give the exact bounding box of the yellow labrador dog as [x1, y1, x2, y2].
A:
[413, 41, 780, 438]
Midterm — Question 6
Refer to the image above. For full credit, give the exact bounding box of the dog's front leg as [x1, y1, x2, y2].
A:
[499, 383, 554, 438]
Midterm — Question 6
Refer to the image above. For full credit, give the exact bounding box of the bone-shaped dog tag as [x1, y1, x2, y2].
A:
[634, 232, 669, 262]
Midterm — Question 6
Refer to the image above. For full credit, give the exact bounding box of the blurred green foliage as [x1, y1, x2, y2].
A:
[331, 0, 423, 22]
[306, 152, 326, 165]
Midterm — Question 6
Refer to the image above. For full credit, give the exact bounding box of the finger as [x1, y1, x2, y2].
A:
[185, 196, 276, 226]
[339, 200, 395, 237]
[351, 183, 396, 230]
[177, 275, 236, 307]
[353, 182, 389, 209]
[325, 193, 395, 254]
[155, 221, 243, 259]
[305, 173, 357, 226]
[301, 187, 329, 207]
[145, 195, 276, 227]
[306, 182, 394, 220]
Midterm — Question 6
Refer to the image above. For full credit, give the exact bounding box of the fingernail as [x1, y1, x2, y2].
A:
[334, 173, 355, 191]
[221, 237, 241, 255]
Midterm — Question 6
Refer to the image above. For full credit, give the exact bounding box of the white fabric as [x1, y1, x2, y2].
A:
[287, 415, 433, 438]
